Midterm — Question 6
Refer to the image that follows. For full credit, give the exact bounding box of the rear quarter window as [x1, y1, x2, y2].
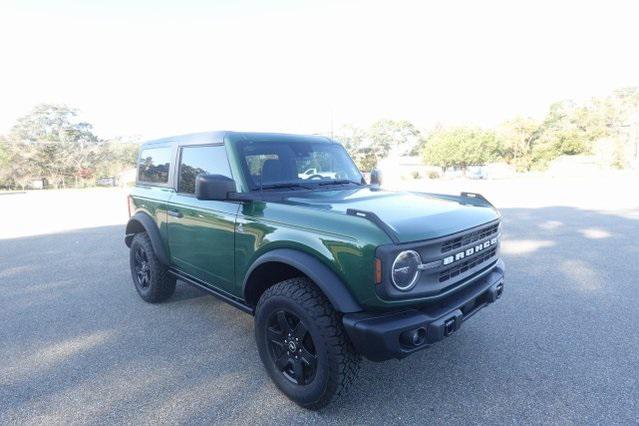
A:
[138, 146, 171, 184]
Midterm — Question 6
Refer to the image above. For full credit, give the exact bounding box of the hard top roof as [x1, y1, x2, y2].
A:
[142, 131, 335, 147]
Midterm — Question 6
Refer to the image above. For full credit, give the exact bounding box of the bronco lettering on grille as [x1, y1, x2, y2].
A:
[442, 237, 498, 266]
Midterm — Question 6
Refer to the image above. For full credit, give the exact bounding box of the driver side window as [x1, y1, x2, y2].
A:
[178, 145, 232, 194]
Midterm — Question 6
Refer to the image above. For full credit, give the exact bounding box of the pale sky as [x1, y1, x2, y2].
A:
[1, 0, 638, 140]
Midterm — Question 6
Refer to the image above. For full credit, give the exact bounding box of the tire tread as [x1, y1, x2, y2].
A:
[130, 233, 176, 303]
[257, 277, 360, 409]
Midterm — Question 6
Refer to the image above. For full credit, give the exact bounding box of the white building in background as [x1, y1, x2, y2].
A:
[117, 168, 137, 187]
[376, 137, 442, 185]
[378, 155, 442, 184]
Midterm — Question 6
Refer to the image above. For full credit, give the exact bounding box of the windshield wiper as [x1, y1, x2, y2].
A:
[257, 179, 360, 191]
[317, 179, 362, 186]
[259, 182, 313, 190]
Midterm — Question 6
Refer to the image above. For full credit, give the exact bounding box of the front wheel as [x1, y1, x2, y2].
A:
[255, 278, 360, 409]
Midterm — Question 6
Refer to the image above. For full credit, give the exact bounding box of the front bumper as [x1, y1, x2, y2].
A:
[342, 259, 505, 362]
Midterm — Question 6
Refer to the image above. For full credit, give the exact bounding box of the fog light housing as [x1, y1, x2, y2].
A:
[400, 327, 427, 347]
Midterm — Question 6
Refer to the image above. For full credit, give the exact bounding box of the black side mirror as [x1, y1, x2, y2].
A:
[195, 174, 236, 200]
[370, 168, 382, 186]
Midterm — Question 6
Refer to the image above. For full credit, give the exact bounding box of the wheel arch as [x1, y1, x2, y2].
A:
[125, 212, 169, 265]
[243, 248, 363, 313]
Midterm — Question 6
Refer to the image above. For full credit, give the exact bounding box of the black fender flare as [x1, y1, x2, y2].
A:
[243, 248, 363, 313]
[124, 212, 170, 265]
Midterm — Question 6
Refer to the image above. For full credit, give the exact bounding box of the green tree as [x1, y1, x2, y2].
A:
[497, 116, 541, 171]
[9, 104, 102, 187]
[337, 124, 367, 161]
[0, 137, 8, 172]
[94, 137, 140, 178]
[422, 127, 501, 170]
[539, 101, 591, 155]
[0, 137, 10, 187]
[368, 119, 422, 157]
[0, 137, 39, 189]
[337, 119, 422, 171]
[497, 88, 639, 170]
[529, 99, 617, 168]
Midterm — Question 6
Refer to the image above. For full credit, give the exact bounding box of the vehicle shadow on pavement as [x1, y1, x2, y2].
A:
[0, 225, 270, 424]
[0, 205, 637, 424]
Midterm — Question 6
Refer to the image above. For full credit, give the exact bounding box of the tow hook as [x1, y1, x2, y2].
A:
[496, 283, 504, 299]
[487, 282, 505, 303]
[444, 317, 456, 336]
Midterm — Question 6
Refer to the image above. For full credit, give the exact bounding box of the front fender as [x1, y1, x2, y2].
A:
[243, 248, 363, 313]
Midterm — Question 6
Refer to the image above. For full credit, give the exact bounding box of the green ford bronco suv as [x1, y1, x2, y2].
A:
[125, 131, 504, 409]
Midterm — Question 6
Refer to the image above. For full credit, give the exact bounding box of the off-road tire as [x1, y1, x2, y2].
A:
[255, 277, 360, 409]
[129, 233, 176, 303]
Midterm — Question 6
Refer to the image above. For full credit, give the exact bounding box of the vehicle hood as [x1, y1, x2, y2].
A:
[283, 187, 500, 243]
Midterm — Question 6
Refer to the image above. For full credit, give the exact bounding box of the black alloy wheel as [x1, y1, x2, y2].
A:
[134, 246, 151, 288]
[129, 233, 176, 303]
[266, 309, 318, 385]
[254, 277, 360, 409]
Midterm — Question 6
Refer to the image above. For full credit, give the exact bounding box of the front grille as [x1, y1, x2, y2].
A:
[441, 223, 499, 254]
[439, 246, 497, 282]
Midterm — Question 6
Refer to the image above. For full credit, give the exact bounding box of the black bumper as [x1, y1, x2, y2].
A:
[342, 259, 505, 362]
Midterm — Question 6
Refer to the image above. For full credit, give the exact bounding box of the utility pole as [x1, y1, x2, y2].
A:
[629, 112, 639, 163]
[634, 124, 638, 162]
[330, 107, 334, 140]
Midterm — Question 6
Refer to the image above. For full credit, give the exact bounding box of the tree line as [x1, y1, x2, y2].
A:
[1, 87, 637, 190]
[338, 87, 639, 172]
[0, 105, 139, 189]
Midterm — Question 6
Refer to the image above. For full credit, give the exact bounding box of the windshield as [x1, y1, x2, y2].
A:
[237, 140, 363, 190]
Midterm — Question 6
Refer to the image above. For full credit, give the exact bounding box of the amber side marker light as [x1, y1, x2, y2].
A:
[374, 258, 382, 284]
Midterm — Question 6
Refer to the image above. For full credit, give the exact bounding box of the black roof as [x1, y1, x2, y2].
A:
[142, 131, 335, 147]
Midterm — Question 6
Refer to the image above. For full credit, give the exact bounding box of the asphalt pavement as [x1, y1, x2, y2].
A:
[0, 180, 637, 424]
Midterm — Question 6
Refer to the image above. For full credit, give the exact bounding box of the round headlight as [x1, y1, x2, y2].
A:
[391, 250, 421, 291]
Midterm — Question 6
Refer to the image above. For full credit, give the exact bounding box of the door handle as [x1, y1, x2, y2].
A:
[168, 209, 183, 218]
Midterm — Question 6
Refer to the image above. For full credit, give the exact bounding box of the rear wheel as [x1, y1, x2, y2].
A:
[255, 278, 360, 409]
[129, 233, 176, 303]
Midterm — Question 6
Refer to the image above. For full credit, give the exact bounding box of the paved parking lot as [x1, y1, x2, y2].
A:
[1, 177, 638, 424]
